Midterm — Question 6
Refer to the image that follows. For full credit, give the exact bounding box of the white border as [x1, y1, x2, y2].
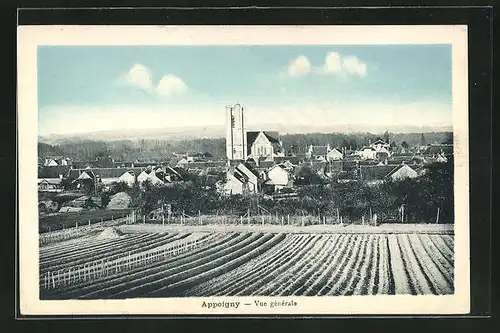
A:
[18, 25, 469, 316]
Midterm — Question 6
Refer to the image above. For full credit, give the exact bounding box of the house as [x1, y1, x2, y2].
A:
[306, 145, 330, 160]
[265, 164, 293, 191]
[359, 164, 418, 184]
[137, 168, 165, 186]
[118, 170, 137, 187]
[222, 162, 259, 195]
[370, 138, 390, 151]
[326, 148, 343, 161]
[357, 147, 377, 160]
[375, 147, 391, 161]
[38, 178, 63, 192]
[235, 163, 259, 192]
[246, 131, 283, 159]
[386, 164, 418, 181]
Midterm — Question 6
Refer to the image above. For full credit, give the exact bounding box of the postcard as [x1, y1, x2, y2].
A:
[17, 25, 469, 315]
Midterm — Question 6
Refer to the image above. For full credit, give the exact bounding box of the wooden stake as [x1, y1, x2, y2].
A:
[261, 215, 264, 225]
[362, 215, 365, 225]
[436, 207, 440, 224]
[287, 214, 290, 225]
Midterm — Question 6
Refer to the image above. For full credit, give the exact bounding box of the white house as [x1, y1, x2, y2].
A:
[137, 169, 164, 186]
[326, 148, 343, 161]
[222, 163, 259, 195]
[118, 171, 136, 187]
[357, 147, 377, 160]
[44, 159, 59, 167]
[386, 164, 418, 181]
[266, 164, 293, 191]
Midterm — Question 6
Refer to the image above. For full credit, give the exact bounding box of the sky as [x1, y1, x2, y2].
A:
[37, 44, 452, 136]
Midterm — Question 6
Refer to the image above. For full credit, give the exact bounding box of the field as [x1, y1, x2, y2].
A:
[39, 224, 454, 299]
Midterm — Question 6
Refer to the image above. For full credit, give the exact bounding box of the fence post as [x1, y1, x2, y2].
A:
[240, 216, 243, 225]
[88, 220, 91, 227]
[76, 222, 78, 229]
[340, 216, 343, 226]
[261, 215, 264, 225]
[362, 215, 365, 225]
[436, 207, 440, 224]
[281, 216, 284, 225]
[337, 208, 340, 224]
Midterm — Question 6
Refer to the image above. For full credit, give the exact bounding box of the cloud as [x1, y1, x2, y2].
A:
[288, 55, 311, 77]
[124, 64, 155, 92]
[122, 64, 188, 97]
[320, 52, 367, 77]
[156, 74, 188, 97]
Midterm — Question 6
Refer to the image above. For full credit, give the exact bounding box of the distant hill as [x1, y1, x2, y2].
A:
[38, 123, 452, 145]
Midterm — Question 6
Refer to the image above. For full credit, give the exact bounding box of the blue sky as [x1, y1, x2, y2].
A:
[38, 44, 452, 135]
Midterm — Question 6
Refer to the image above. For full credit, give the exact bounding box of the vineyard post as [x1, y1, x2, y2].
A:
[336, 208, 340, 224]
[247, 209, 250, 224]
[162, 213, 165, 225]
[362, 215, 365, 225]
[340, 216, 343, 226]
[287, 214, 290, 225]
[261, 215, 264, 225]
[112, 215, 114, 221]
[281, 216, 284, 225]
[199, 210, 201, 225]
[370, 207, 373, 221]
[436, 207, 440, 224]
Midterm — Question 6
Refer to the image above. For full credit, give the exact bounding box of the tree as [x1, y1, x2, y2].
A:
[442, 132, 453, 145]
[383, 131, 390, 143]
[420, 133, 427, 147]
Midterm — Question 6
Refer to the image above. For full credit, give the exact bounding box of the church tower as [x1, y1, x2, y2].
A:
[226, 103, 246, 161]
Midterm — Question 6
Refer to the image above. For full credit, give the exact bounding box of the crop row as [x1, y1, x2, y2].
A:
[40, 232, 454, 299]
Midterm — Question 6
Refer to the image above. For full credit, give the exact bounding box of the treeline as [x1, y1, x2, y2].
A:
[38, 131, 452, 161]
[38, 138, 227, 161]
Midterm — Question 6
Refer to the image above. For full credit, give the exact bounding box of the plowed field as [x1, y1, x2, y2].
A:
[40, 230, 454, 299]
